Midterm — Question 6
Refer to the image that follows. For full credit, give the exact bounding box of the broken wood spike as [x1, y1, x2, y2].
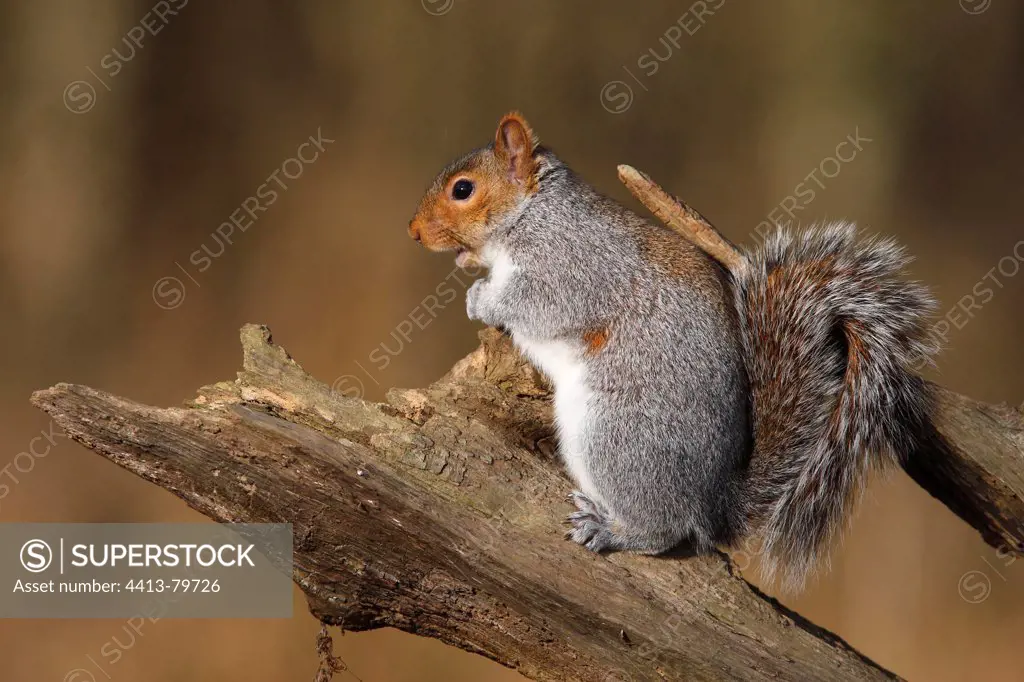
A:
[617, 163, 747, 274]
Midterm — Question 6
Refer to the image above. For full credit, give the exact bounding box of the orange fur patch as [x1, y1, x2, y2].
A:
[583, 327, 609, 354]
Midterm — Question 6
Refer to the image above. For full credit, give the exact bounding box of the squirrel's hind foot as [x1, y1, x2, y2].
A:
[565, 491, 690, 555]
[565, 491, 617, 552]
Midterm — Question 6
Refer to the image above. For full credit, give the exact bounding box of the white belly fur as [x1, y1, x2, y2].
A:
[513, 334, 600, 502]
[479, 244, 600, 502]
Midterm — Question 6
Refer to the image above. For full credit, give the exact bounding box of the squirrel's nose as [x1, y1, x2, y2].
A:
[408, 220, 422, 242]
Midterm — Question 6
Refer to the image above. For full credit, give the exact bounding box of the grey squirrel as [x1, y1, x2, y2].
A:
[409, 112, 937, 587]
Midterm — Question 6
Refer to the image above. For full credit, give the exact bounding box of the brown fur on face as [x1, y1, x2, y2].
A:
[409, 112, 540, 258]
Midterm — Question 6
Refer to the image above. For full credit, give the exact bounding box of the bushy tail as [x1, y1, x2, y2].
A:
[733, 223, 938, 588]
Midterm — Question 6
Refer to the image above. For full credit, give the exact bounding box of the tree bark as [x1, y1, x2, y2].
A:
[30, 324, 1023, 681]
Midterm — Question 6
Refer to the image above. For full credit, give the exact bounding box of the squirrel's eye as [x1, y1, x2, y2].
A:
[451, 179, 474, 201]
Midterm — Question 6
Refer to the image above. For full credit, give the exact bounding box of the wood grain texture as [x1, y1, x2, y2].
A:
[906, 386, 1024, 553]
[32, 324, 900, 682]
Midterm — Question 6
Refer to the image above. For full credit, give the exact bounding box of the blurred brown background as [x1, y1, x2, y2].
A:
[1, 1, 1022, 680]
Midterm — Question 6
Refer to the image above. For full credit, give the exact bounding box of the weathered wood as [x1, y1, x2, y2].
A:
[905, 388, 1024, 553]
[32, 324, 899, 682]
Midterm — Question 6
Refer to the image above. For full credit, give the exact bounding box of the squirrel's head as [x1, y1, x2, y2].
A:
[409, 112, 540, 266]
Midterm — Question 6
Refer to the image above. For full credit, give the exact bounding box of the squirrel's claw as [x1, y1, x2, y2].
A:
[566, 491, 615, 552]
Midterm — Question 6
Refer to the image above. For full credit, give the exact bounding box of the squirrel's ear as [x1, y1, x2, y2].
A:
[494, 112, 539, 186]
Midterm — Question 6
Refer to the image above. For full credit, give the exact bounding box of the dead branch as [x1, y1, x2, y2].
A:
[617, 164, 747, 273]
[32, 325, 907, 682]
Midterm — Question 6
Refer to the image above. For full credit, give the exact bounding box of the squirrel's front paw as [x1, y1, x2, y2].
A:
[465, 279, 488, 321]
